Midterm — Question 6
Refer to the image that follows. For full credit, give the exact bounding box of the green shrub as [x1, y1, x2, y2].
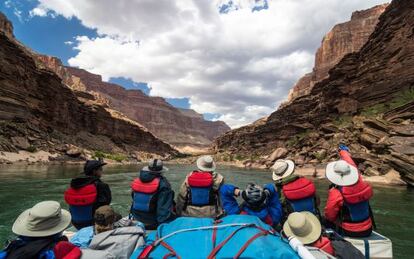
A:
[286, 130, 310, 147]
[361, 88, 414, 117]
[26, 146, 37, 153]
[93, 151, 127, 162]
[333, 115, 352, 128]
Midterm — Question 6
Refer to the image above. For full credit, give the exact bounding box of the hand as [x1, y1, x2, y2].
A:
[338, 144, 350, 152]
[234, 188, 241, 197]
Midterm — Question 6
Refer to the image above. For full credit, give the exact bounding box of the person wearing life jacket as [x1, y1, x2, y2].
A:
[324, 145, 374, 237]
[64, 160, 112, 230]
[0, 201, 82, 259]
[282, 211, 365, 258]
[282, 212, 335, 256]
[271, 159, 320, 220]
[220, 183, 282, 228]
[130, 159, 176, 230]
[70, 205, 145, 259]
[176, 155, 225, 218]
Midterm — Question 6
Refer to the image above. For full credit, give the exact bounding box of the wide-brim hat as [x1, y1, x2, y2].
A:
[271, 159, 295, 181]
[143, 158, 169, 173]
[326, 160, 358, 186]
[142, 166, 169, 173]
[197, 155, 216, 172]
[283, 212, 321, 245]
[12, 201, 71, 237]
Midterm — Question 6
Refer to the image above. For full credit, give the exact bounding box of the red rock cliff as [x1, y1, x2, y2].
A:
[214, 0, 414, 185]
[0, 12, 176, 157]
[36, 63, 231, 150]
[286, 4, 388, 103]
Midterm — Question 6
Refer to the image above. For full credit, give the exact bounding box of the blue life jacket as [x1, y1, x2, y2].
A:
[283, 177, 317, 213]
[338, 182, 373, 223]
[187, 171, 215, 206]
[64, 183, 97, 228]
[131, 177, 160, 214]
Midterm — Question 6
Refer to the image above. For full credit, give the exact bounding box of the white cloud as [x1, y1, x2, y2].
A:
[29, 7, 48, 17]
[31, 0, 389, 128]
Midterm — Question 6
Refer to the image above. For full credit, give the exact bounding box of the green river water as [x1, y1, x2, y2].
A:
[0, 163, 413, 258]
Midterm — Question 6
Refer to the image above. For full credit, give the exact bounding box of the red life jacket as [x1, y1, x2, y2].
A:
[187, 171, 215, 206]
[282, 177, 317, 214]
[240, 210, 273, 226]
[339, 178, 373, 232]
[64, 184, 97, 226]
[131, 178, 160, 214]
[312, 237, 335, 256]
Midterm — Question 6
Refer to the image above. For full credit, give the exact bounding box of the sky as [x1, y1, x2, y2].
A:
[1, 0, 389, 128]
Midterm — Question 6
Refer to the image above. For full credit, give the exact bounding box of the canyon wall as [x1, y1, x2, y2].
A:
[285, 4, 388, 103]
[34, 58, 230, 150]
[214, 0, 414, 186]
[0, 13, 177, 160]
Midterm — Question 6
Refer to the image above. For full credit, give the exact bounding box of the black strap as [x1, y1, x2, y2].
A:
[369, 205, 377, 230]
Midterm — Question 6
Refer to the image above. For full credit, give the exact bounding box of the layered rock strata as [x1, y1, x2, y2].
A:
[214, 0, 414, 186]
[0, 13, 177, 160]
[286, 4, 388, 103]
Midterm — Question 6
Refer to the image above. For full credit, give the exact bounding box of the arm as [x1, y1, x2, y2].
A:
[156, 182, 176, 224]
[324, 188, 343, 223]
[264, 183, 283, 225]
[96, 182, 112, 207]
[339, 150, 358, 168]
[220, 184, 241, 215]
[175, 179, 188, 216]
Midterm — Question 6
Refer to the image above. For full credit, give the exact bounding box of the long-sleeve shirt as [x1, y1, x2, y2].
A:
[220, 183, 283, 226]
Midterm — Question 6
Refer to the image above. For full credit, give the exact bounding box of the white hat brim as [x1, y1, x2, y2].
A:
[12, 209, 71, 237]
[196, 158, 216, 172]
[326, 161, 359, 186]
[283, 212, 322, 245]
[272, 160, 295, 181]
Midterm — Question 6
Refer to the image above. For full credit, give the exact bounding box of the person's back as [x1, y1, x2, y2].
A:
[271, 159, 319, 219]
[282, 211, 364, 258]
[221, 183, 282, 228]
[176, 155, 224, 218]
[324, 145, 374, 237]
[64, 160, 111, 230]
[130, 159, 175, 229]
[0, 201, 81, 259]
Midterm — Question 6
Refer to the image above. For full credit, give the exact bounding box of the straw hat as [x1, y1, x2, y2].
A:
[283, 212, 321, 245]
[271, 159, 295, 181]
[196, 155, 216, 172]
[142, 159, 168, 173]
[326, 160, 358, 186]
[12, 201, 71, 237]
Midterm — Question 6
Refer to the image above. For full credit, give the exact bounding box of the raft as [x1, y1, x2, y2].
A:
[344, 231, 393, 259]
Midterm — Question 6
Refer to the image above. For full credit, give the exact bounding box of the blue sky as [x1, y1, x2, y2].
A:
[0, 0, 195, 113]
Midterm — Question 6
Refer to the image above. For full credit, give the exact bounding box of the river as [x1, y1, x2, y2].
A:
[0, 163, 412, 258]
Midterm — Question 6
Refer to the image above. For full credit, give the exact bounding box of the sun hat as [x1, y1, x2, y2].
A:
[12, 201, 71, 237]
[271, 159, 295, 181]
[241, 183, 266, 207]
[142, 159, 168, 173]
[84, 160, 107, 175]
[326, 160, 358, 186]
[283, 212, 321, 245]
[196, 155, 216, 172]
